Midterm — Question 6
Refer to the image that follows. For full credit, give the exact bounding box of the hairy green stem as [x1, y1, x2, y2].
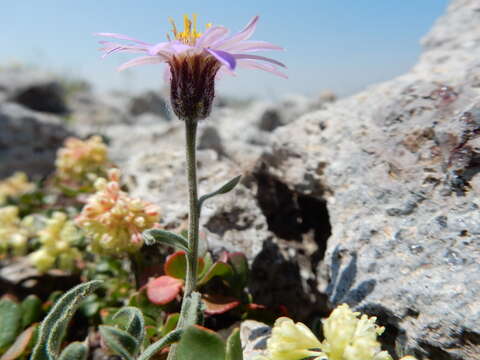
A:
[183, 119, 199, 298]
[167, 119, 199, 360]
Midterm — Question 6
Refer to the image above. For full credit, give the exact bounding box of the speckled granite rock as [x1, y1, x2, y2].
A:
[251, 1, 480, 359]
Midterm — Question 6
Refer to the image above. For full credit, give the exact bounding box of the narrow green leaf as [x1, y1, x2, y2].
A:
[226, 328, 243, 360]
[143, 229, 189, 253]
[0, 298, 21, 351]
[112, 307, 145, 345]
[20, 295, 43, 328]
[176, 326, 226, 360]
[137, 329, 182, 360]
[58, 342, 88, 360]
[31, 280, 103, 360]
[99, 325, 138, 360]
[198, 175, 241, 213]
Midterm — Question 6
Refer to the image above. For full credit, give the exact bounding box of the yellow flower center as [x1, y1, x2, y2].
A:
[168, 14, 212, 45]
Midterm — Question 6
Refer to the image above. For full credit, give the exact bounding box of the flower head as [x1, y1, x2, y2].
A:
[76, 169, 160, 255]
[262, 317, 326, 360]
[55, 135, 110, 188]
[0, 206, 29, 256]
[97, 15, 286, 121]
[320, 304, 392, 360]
[0, 172, 35, 204]
[29, 212, 81, 273]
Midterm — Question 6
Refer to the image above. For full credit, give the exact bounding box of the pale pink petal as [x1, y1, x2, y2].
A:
[207, 49, 236, 70]
[117, 56, 165, 71]
[223, 40, 283, 53]
[95, 32, 152, 45]
[215, 16, 259, 50]
[233, 54, 286, 68]
[196, 26, 229, 48]
[99, 42, 149, 57]
[147, 41, 172, 55]
[237, 59, 288, 79]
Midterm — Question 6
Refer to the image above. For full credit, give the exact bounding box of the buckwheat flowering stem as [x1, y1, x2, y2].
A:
[183, 119, 199, 298]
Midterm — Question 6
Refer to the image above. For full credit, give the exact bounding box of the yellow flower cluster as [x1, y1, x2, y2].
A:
[0, 206, 30, 256]
[55, 135, 109, 186]
[76, 169, 161, 255]
[321, 304, 391, 360]
[29, 212, 82, 273]
[262, 304, 417, 360]
[0, 172, 35, 204]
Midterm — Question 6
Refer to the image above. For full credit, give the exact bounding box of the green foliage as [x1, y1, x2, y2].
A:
[198, 175, 241, 216]
[57, 342, 88, 360]
[20, 295, 42, 328]
[0, 324, 38, 360]
[176, 326, 226, 360]
[178, 292, 204, 329]
[143, 229, 189, 252]
[226, 329, 243, 360]
[100, 306, 184, 360]
[31, 280, 103, 360]
[137, 330, 182, 360]
[99, 325, 139, 360]
[0, 298, 22, 352]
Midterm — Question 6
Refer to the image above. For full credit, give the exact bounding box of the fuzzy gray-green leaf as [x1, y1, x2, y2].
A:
[31, 280, 103, 360]
[198, 175, 241, 214]
[178, 292, 204, 328]
[99, 325, 138, 360]
[58, 342, 88, 360]
[143, 229, 189, 252]
[112, 307, 145, 345]
[137, 329, 182, 360]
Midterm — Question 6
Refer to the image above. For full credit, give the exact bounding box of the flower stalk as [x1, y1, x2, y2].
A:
[183, 118, 199, 298]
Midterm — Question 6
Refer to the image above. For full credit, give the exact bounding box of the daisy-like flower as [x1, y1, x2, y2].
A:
[96, 14, 286, 121]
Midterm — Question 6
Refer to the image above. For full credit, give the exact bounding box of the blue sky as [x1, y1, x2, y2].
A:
[1, 1, 449, 99]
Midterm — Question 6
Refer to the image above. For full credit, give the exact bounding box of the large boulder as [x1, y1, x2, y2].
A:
[0, 66, 69, 114]
[0, 103, 72, 178]
[240, 1, 480, 359]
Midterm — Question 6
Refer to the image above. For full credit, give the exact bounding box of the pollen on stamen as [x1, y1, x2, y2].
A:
[167, 14, 211, 45]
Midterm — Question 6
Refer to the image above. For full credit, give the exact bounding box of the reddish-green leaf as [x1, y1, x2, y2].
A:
[203, 295, 240, 315]
[146, 276, 183, 305]
[164, 251, 205, 280]
[0, 324, 37, 360]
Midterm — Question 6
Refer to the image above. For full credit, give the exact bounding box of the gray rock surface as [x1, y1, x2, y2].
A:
[0, 102, 72, 178]
[0, 66, 69, 114]
[241, 1, 480, 359]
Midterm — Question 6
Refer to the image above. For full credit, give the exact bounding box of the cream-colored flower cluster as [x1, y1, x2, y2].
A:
[262, 304, 417, 360]
[55, 135, 109, 186]
[0, 172, 35, 204]
[29, 212, 82, 273]
[76, 169, 160, 255]
[0, 206, 30, 256]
